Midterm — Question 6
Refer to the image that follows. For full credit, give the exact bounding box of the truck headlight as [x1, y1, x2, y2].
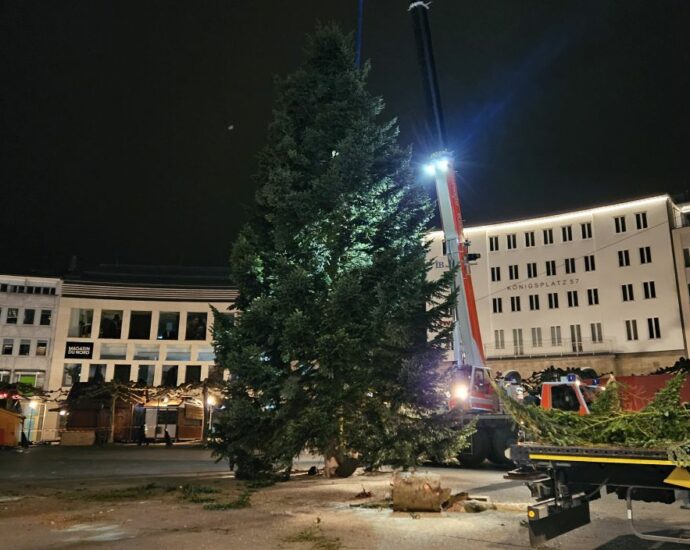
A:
[452, 384, 469, 401]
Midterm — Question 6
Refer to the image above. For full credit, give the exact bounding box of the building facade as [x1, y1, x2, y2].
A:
[429, 195, 689, 377]
[40, 268, 236, 441]
[0, 275, 61, 440]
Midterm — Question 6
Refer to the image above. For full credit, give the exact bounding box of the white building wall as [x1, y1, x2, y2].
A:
[428, 195, 687, 374]
[0, 275, 61, 440]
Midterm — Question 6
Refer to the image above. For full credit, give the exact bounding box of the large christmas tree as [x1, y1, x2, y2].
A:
[212, 25, 467, 479]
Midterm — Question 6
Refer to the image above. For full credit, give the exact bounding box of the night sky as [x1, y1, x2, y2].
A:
[2, 1, 688, 273]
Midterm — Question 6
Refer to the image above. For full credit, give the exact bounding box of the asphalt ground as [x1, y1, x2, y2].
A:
[0, 446, 688, 549]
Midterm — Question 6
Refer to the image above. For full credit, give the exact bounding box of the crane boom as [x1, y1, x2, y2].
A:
[408, 2, 485, 369]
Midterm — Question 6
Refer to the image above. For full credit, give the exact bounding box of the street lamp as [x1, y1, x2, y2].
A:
[206, 395, 217, 439]
[27, 400, 38, 442]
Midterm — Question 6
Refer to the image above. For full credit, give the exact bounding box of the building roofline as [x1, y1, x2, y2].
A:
[450, 194, 671, 234]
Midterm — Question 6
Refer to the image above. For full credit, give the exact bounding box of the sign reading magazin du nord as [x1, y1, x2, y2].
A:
[64, 342, 94, 359]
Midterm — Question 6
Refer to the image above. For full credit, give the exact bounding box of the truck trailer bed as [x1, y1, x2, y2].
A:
[507, 443, 690, 546]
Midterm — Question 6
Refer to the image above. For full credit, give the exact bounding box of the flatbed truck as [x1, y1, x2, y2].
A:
[507, 443, 690, 546]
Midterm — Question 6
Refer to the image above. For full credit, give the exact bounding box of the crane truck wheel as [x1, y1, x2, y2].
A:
[488, 428, 517, 466]
[458, 430, 489, 467]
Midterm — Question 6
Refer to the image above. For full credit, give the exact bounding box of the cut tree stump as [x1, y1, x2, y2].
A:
[391, 472, 451, 512]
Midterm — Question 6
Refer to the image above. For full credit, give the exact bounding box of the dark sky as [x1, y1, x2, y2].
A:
[2, 1, 688, 273]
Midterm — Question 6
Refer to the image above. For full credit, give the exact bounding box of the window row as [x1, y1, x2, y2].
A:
[487, 213, 649, 253]
[0, 369, 45, 387]
[61, 363, 223, 387]
[68, 309, 219, 341]
[617, 247, 652, 266]
[492, 289, 601, 313]
[491, 257, 595, 281]
[492, 323, 604, 354]
[89, 343, 215, 362]
[1, 338, 49, 357]
[0, 284, 56, 295]
[614, 212, 648, 233]
[492, 281, 657, 313]
[624, 318, 662, 340]
[0, 307, 52, 326]
[489, 223, 592, 251]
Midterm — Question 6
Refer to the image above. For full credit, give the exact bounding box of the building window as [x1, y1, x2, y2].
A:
[622, 283, 634, 302]
[529, 294, 540, 311]
[510, 296, 521, 312]
[509, 265, 519, 280]
[13, 371, 43, 387]
[513, 328, 524, 355]
[543, 228, 554, 245]
[207, 365, 224, 383]
[197, 347, 215, 362]
[524, 231, 535, 247]
[550, 326, 562, 346]
[2, 339, 13, 355]
[614, 215, 627, 233]
[639, 246, 652, 264]
[527, 262, 537, 278]
[88, 364, 106, 383]
[0, 370, 9, 383]
[18, 340, 31, 356]
[36, 340, 48, 356]
[137, 365, 155, 386]
[113, 364, 131, 383]
[23, 309, 35, 325]
[68, 309, 94, 338]
[157, 312, 180, 340]
[545, 260, 556, 276]
[494, 329, 505, 350]
[584, 255, 596, 272]
[100, 343, 127, 360]
[99, 310, 123, 339]
[570, 324, 583, 352]
[185, 365, 202, 384]
[162, 365, 179, 387]
[507, 234, 517, 249]
[647, 317, 661, 339]
[129, 311, 152, 339]
[561, 225, 573, 242]
[134, 345, 159, 361]
[643, 281, 656, 299]
[587, 288, 599, 305]
[565, 258, 576, 274]
[635, 212, 648, 230]
[185, 313, 208, 341]
[40, 309, 52, 326]
[492, 298, 503, 314]
[489, 236, 499, 252]
[62, 364, 82, 386]
[531, 327, 543, 348]
[166, 345, 191, 361]
[581, 222, 592, 239]
[625, 319, 639, 341]
[548, 293, 559, 309]
[591, 323, 603, 343]
[6, 308, 18, 324]
[490, 267, 501, 282]
[618, 250, 630, 267]
[567, 290, 579, 307]
[685, 248, 690, 268]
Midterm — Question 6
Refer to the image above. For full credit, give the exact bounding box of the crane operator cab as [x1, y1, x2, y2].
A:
[540, 375, 605, 415]
[449, 364, 498, 412]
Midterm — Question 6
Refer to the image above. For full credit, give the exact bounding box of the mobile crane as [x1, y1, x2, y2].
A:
[408, 1, 519, 467]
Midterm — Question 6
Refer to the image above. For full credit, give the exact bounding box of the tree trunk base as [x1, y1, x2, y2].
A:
[391, 472, 451, 512]
[324, 452, 359, 478]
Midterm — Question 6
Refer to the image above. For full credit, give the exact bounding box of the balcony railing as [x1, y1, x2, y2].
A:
[484, 337, 613, 359]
